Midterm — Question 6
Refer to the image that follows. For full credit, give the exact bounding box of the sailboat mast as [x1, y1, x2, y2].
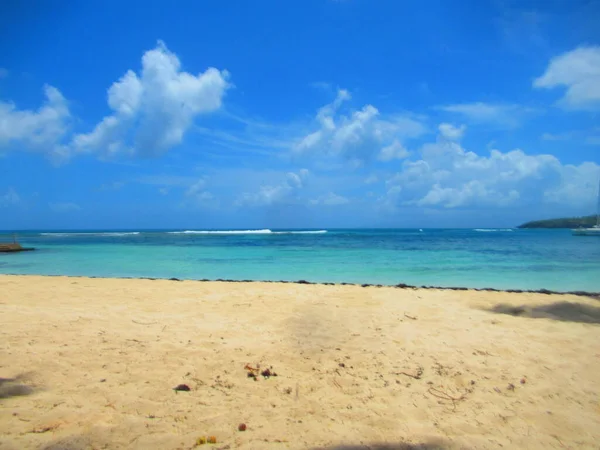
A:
[597, 177, 600, 227]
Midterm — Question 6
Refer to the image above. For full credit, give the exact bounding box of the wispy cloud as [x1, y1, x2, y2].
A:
[541, 132, 573, 141]
[541, 128, 600, 145]
[98, 181, 125, 191]
[49, 202, 81, 212]
[310, 81, 333, 92]
[0, 188, 20, 207]
[437, 102, 537, 128]
[534, 46, 600, 110]
[236, 169, 310, 207]
[495, 7, 548, 55]
[135, 174, 198, 187]
[585, 136, 600, 146]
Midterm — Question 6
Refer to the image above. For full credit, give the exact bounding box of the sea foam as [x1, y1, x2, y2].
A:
[40, 232, 141, 237]
[167, 229, 327, 235]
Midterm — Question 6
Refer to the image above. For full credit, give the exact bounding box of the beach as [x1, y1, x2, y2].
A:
[1, 275, 599, 449]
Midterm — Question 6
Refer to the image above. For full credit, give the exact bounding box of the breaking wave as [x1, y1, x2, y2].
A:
[473, 229, 514, 232]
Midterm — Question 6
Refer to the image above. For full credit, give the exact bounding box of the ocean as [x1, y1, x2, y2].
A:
[1, 228, 599, 292]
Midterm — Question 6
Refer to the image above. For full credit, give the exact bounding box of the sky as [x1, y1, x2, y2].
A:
[1, 0, 599, 230]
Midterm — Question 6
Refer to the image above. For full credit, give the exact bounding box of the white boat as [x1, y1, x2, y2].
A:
[572, 178, 600, 236]
[572, 226, 600, 236]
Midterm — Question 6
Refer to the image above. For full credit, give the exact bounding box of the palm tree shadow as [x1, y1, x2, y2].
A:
[0, 373, 36, 399]
[488, 302, 600, 324]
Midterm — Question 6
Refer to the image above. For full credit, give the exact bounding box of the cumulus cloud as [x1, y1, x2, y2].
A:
[236, 169, 310, 206]
[49, 202, 81, 212]
[378, 140, 410, 161]
[294, 89, 426, 162]
[309, 192, 350, 206]
[438, 123, 466, 141]
[0, 85, 71, 161]
[0, 188, 20, 207]
[534, 46, 600, 110]
[73, 40, 230, 157]
[416, 181, 520, 208]
[384, 128, 599, 209]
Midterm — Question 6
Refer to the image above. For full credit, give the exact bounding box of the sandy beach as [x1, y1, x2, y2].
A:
[1, 275, 599, 449]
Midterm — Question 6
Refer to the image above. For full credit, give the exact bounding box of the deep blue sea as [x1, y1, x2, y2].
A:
[1, 228, 599, 292]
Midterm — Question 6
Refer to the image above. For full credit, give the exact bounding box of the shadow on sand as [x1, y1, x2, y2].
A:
[312, 441, 448, 450]
[488, 301, 600, 324]
[0, 374, 35, 399]
[38, 437, 450, 450]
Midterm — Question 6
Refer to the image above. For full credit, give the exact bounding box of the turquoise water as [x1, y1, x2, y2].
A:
[1, 229, 599, 292]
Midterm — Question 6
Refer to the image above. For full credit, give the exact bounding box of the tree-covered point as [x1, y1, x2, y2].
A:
[518, 215, 597, 229]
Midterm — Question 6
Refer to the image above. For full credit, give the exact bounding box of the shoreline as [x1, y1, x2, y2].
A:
[2, 272, 599, 299]
[1, 275, 599, 449]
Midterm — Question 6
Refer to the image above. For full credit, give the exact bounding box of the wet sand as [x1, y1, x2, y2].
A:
[1, 275, 599, 449]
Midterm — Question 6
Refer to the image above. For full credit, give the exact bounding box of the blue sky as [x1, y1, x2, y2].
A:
[1, 0, 599, 229]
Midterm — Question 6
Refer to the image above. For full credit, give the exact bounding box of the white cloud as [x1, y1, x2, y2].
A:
[159, 187, 169, 195]
[541, 129, 600, 145]
[0, 68, 8, 78]
[310, 192, 350, 206]
[286, 169, 310, 188]
[384, 139, 599, 209]
[534, 46, 600, 110]
[49, 202, 81, 212]
[438, 102, 532, 128]
[378, 140, 410, 161]
[541, 132, 571, 141]
[543, 161, 599, 204]
[236, 185, 289, 206]
[438, 123, 466, 141]
[73, 40, 230, 157]
[416, 181, 520, 208]
[236, 169, 309, 206]
[0, 188, 20, 207]
[294, 89, 426, 162]
[0, 85, 71, 161]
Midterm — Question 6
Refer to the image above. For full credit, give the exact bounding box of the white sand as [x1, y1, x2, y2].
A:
[1, 275, 599, 449]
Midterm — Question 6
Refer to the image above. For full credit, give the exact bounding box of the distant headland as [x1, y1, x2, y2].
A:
[518, 215, 596, 229]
